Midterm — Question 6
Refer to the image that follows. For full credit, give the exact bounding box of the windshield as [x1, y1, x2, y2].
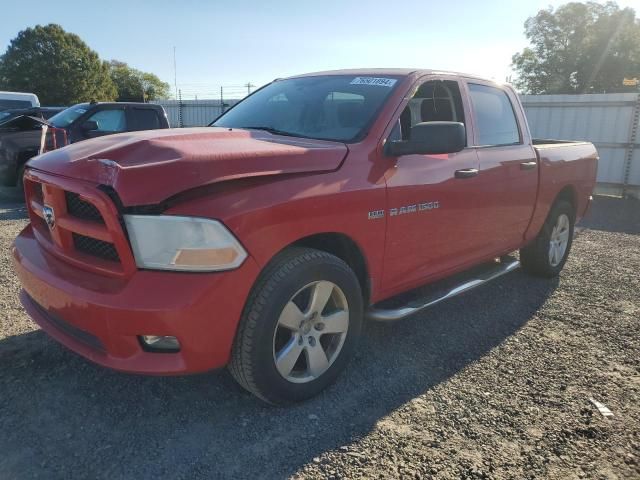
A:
[212, 75, 401, 142]
[49, 105, 89, 128]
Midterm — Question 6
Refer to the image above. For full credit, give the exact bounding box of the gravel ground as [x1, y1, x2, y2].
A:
[0, 195, 638, 480]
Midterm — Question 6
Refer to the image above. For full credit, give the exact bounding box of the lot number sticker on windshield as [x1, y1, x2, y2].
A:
[350, 77, 397, 87]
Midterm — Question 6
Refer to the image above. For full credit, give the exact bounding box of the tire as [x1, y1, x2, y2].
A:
[228, 247, 363, 405]
[520, 200, 575, 278]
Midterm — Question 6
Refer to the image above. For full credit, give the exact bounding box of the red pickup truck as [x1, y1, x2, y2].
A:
[12, 69, 597, 404]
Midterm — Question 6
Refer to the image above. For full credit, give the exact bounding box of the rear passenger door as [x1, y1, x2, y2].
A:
[466, 81, 538, 251]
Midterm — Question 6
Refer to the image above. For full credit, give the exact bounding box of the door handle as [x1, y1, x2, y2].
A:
[520, 161, 537, 170]
[454, 168, 479, 179]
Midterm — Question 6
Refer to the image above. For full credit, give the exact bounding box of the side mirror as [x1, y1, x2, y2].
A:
[81, 120, 98, 131]
[385, 121, 466, 156]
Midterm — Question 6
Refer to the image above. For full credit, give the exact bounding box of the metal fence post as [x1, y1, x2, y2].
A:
[178, 89, 184, 128]
[622, 93, 640, 198]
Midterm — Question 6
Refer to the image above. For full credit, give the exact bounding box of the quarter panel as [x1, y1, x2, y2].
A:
[525, 143, 598, 241]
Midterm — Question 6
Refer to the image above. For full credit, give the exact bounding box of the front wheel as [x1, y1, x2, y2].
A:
[228, 247, 363, 405]
[520, 200, 575, 278]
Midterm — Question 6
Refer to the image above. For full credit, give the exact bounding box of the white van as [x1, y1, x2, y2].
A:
[0, 91, 40, 110]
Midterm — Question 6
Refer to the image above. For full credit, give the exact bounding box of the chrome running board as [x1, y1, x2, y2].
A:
[366, 260, 520, 322]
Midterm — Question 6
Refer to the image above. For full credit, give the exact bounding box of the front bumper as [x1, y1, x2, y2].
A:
[12, 224, 260, 375]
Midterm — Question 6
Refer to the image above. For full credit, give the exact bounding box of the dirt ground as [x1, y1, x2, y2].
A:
[0, 195, 638, 480]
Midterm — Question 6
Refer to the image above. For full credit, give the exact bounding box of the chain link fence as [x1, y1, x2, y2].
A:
[153, 84, 254, 127]
[153, 98, 241, 128]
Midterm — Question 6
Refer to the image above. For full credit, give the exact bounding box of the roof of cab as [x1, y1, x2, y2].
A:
[70, 102, 165, 108]
[284, 68, 498, 84]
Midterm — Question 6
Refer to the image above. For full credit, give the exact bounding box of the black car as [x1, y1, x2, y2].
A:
[0, 106, 65, 125]
[48, 102, 169, 143]
[0, 102, 169, 188]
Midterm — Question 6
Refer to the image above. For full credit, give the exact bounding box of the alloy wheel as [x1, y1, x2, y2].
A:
[549, 213, 570, 267]
[272, 281, 349, 383]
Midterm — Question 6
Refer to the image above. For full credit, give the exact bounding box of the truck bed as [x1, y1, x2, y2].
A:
[528, 139, 598, 232]
[532, 138, 592, 148]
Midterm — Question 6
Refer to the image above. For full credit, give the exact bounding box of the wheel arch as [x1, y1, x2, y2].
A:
[284, 232, 372, 305]
[524, 183, 579, 244]
[554, 184, 578, 215]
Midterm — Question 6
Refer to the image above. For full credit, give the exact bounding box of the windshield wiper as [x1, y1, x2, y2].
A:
[240, 126, 306, 138]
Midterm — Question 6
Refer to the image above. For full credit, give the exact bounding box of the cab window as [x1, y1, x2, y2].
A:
[87, 109, 127, 132]
[130, 108, 161, 130]
[468, 84, 520, 146]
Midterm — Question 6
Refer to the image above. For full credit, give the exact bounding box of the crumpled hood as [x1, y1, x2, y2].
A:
[27, 127, 348, 206]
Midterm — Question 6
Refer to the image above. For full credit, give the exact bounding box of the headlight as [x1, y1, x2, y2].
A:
[123, 215, 247, 272]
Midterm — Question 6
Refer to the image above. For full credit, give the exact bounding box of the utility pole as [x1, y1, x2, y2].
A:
[220, 86, 224, 114]
[244, 82, 255, 95]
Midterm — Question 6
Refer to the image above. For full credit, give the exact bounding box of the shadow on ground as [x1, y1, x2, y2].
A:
[0, 203, 27, 221]
[0, 270, 558, 479]
[1, 193, 636, 478]
[0, 186, 24, 204]
[580, 195, 640, 235]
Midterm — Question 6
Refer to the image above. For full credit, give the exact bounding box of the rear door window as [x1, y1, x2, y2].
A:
[468, 84, 520, 146]
[130, 108, 161, 130]
[87, 109, 127, 132]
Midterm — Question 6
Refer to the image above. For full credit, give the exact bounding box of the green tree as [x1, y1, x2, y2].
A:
[109, 60, 171, 102]
[512, 2, 640, 94]
[0, 24, 116, 104]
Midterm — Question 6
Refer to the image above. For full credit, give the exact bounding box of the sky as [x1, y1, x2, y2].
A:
[2, 0, 638, 98]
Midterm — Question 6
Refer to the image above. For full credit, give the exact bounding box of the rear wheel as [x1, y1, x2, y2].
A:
[229, 247, 363, 405]
[520, 200, 575, 277]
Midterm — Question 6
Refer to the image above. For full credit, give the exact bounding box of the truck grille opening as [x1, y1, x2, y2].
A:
[32, 182, 44, 203]
[65, 191, 104, 223]
[72, 233, 120, 262]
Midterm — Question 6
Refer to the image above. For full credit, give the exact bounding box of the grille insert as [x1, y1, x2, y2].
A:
[73, 233, 120, 262]
[65, 191, 104, 223]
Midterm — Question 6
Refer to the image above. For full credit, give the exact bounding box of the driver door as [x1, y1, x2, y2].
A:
[381, 77, 490, 295]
